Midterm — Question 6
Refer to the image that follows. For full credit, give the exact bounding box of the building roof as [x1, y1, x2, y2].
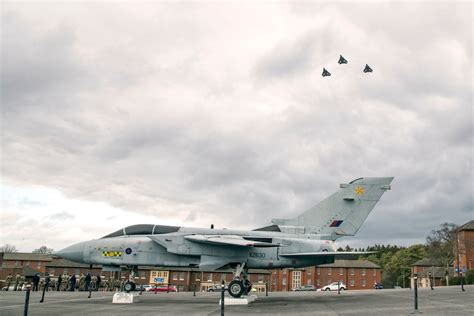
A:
[2, 253, 53, 262]
[412, 258, 445, 267]
[317, 260, 380, 269]
[458, 220, 474, 231]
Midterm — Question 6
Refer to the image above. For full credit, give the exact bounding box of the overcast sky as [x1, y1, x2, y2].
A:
[1, 1, 472, 252]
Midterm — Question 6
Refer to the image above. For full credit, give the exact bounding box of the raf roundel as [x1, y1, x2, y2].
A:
[125, 247, 133, 255]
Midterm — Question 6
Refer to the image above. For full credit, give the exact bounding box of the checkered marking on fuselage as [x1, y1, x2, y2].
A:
[102, 251, 123, 257]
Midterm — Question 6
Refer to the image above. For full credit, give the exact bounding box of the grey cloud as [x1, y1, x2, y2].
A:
[1, 2, 472, 246]
[45, 211, 75, 222]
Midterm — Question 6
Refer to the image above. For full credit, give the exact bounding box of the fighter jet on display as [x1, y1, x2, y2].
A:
[322, 68, 331, 77]
[56, 177, 393, 298]
[363, 64, 373, 73]
[338, 55, 348, 64]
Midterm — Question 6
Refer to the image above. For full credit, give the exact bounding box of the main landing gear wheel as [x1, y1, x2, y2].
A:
[124, 281, 136, 293]
[228, 280, 244, 298]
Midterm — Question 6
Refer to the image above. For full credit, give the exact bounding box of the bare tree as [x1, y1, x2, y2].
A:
[426, 222, 459, 285]
[32, 246, 54, 254]
[0, 244, 18, 253]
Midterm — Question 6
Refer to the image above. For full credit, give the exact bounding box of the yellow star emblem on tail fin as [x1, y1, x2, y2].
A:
[355, 186, 365, 196]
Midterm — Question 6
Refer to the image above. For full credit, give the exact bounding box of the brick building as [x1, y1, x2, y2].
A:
[0, 252, 270, 291]
[1, 253, 380, 291]
[411, 258, 453, 288]
[454, 220, 474, 273]
[269, 260, 381, 291]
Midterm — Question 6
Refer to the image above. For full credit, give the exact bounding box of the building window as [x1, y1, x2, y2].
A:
[64, 268, 68, 274]
[292, 271, 301, 290]
[307, 279, 312, 285]
[317, 267, 320, 275]
[220, 274, 226, 282]
[339, 268, 343, 276]
[172, 273, 178, 281]
[361, 268, 366, 276]
[328, 278, 332, 284]
[350, 280, 355, 287]
[350, 268, 354, 275]
[75, 268, 80, 276]
[282, 278, 286, 285]
[195, 275, 200, 281]
[373, 269, 376, 277]
[15, 261, 19, 267]
[26, 261, 30, 266]
[361, 279, 366, 287]
[283, 269, 287, 275]
[37, 261, 41, 267]
[48, 268, 55, 276]
[258, 274, 264, 283]
[179, 272, 185, 281]
[207, 273, 213, 282]
[328, 268, 332, 275]
[316, 279, 320, 286]
[307, 269, 311, 275]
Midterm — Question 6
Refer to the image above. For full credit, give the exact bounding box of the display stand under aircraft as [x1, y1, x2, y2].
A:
[56, 177, 393, 298]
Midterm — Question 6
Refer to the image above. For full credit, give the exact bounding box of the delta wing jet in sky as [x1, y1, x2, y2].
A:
[56, 177, 393, 298]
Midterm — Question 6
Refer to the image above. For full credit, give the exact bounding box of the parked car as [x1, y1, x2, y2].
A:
[294, 285, 316, 291]
[374, 282, 383, 289]
[137, 284, 153, 292]
[207, 285, 228, 292]
[322, 282, 346, 291]
[149, 285, 178, 293]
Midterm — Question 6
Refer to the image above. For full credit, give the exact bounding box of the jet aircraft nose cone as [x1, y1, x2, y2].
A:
[55, 243, 85, 263]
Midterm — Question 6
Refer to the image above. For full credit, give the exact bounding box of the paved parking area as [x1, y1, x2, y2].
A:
[0, 285, 472, 315]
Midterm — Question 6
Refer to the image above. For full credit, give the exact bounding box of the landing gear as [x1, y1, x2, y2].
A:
[227, 263, 253, 298]
[123, 265, 138, 293]
[228, 280, 244, 298]
[124, 281, 136, 292]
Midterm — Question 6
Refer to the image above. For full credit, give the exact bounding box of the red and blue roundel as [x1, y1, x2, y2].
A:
[329, 220, 343, 227]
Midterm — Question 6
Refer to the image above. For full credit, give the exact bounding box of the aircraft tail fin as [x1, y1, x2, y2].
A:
[270, 177, 393, 239]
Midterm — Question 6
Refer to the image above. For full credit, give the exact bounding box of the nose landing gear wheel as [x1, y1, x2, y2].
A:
[228, 280, 244, 298]
[124, 281, 136, 293]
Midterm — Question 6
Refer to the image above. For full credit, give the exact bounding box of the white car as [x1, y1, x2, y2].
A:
[140, 285, 153, 291]
[322, 282, 346, 291]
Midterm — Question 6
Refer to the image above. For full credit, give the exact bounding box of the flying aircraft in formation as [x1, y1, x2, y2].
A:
[56, 177, 393, 298]
[363, 64, 373, 73]
[322, 55, 372, 77]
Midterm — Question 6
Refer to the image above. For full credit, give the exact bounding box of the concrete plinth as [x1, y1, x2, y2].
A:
[112, 292, 140, 304]
[219, 295, 257, 305]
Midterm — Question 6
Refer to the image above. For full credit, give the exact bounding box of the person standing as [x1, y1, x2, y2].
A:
[5, 273, 12, 291]
[85, 273, 92, 292]
[56, 274, 62, 291]
[32, 273, 40, 292]
[63, 274, 70, 291]
[96, 275, 101, 292]
[14, 273, 21, 291]
[69, 274, 76, 292]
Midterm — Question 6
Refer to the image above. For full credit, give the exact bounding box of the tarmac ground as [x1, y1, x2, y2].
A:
[0, 285, 473, 316]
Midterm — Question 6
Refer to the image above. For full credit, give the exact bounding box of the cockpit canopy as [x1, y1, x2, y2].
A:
[101, 224, 180, 238]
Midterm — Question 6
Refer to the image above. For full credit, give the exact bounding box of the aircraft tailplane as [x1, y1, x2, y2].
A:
[270, 177, 393, 240]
